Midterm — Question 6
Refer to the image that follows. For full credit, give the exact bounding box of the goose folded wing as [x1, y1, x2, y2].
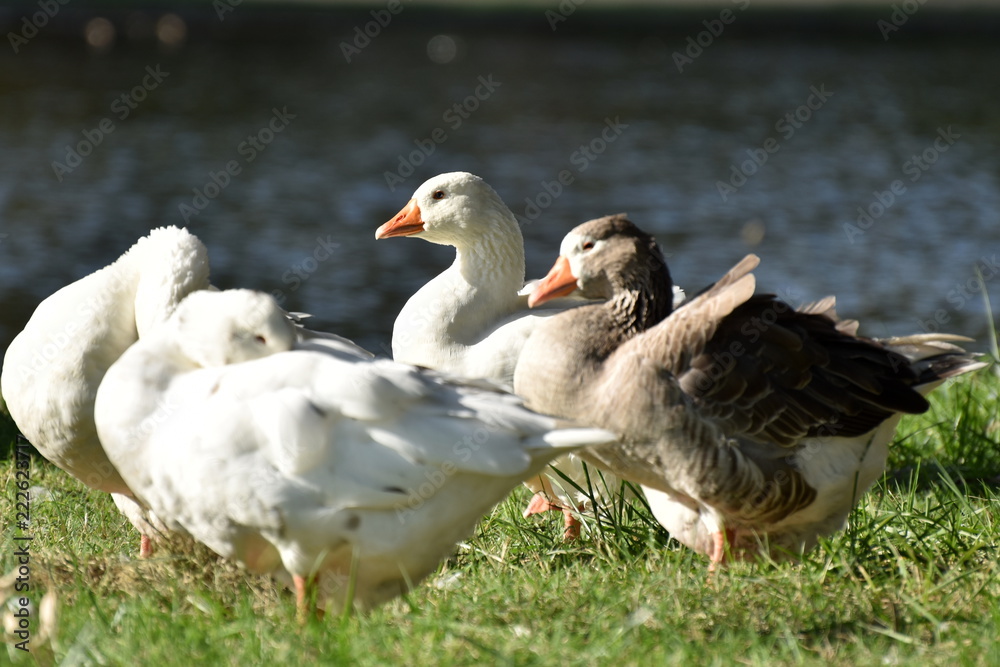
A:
[667, 296, 928, 448]
[193, 354, 552, 514]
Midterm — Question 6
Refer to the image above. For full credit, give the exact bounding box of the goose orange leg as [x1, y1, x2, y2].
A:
[139, 534, 153, 559]
[294, 574, 315, 623]
[562, 507, 582, 540]
[294, 573, 327, 623]
[708, 528, 738, 572]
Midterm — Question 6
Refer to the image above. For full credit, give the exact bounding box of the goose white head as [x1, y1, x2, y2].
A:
[375, 172, 521, 248]
[171, 290, 297, 368]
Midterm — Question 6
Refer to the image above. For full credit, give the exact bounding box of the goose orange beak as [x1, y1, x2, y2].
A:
[528, 256, 578, 308]
[376, 199, 424, 239]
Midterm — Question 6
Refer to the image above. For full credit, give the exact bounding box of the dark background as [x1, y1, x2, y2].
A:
[1, 1, 998, 361]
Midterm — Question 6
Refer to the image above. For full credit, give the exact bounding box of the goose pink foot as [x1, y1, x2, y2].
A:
[139, 534, 153, 559]
[523, 493, 582, 540]
[523, 491, 562, 518]
[562, 508, 582, 540]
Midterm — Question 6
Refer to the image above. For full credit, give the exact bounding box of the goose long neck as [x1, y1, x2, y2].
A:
[606, 263, 674, 340]
[452, 218, 526, 292]
[128, 232, 211, 337]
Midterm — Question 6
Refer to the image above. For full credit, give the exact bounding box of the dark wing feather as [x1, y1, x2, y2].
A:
[605, 257, 978, 526]
[675, 294, 928, 447]
[611, 256, 819, 522]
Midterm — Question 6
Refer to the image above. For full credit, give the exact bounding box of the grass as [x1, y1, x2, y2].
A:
[1, 363, 999, 665]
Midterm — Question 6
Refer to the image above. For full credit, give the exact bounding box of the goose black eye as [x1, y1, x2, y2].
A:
[254, 335, 267, 345]
[432, 190, 445, 200]
[581, 241, 595, 251]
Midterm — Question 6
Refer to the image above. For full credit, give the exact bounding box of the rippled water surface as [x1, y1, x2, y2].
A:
[2, 15, 999, 361]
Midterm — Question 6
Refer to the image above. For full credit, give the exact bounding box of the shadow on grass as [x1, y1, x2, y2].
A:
[883, 461, 1000, 496]
[0, 411, 33, 462]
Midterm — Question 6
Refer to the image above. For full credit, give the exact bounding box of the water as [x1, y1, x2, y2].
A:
[2, 13, 999, 364]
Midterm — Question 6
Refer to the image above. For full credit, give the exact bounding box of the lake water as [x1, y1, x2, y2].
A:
[2, 8, 999, 364]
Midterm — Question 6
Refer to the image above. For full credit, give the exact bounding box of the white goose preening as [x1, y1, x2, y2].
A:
[1, 226, 212, 556]
[0, 226, 373, 560]
[514, 214, 986, 566]
[375, 171, 638, 537]
[94, 288, 616, 615]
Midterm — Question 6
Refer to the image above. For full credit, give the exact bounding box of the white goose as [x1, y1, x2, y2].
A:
[94, 289, 615, 614]
[376, 171, 636, 537]
[1, 227, 372, 559]
[1, 226, 211, 556]
[375, 171, 551, 383]
[515, 215, 986, 566]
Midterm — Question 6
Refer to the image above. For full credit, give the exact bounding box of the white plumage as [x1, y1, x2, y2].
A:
[1, 226, 212, 554]
[95, 289, 615, 613]
[376, 171, 633, 535]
